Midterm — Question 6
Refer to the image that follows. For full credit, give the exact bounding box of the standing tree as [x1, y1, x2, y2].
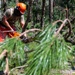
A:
[15, 0, 19, 4]
[0, 0, 7, 20]
[40, 0, 46, 28]
[22, 0, 33, 32]
[49, 0, 53, 22]
[3, 0, 7, 12]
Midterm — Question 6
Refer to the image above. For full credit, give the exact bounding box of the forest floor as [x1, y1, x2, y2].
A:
[10, 68, 75, 75]
[48, 69, 75, 75]
[61, 70, 75, 75]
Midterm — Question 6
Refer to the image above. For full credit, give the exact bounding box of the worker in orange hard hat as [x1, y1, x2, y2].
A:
[0, 2, 26, 42]
[16, 3, 26, 14]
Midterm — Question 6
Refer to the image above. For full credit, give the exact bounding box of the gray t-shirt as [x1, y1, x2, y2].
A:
[3, 8, 25, 25]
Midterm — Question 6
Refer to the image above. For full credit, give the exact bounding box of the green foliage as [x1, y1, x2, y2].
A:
[25, 24, 69, 75]
[7, 0, 15, 7]
[0, 23, 73, 75]
[1, 0, 75, 74]
[55, 0, 75, 8]
[0, 38, 25, 69]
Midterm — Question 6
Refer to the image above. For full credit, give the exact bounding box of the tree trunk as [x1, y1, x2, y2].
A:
[22, 0, 33, 32]
[0, 0, 2, 19]
[3, 0, 7, 12]
[49, 0, 53, 22]
[15, 0, 19, 4]
[0, 0, 7, 20]
[40, 0, 46, 28]
[65, 7, 69, 19]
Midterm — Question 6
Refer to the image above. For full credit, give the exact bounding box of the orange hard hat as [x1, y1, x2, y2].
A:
[16, 3, 26, 14]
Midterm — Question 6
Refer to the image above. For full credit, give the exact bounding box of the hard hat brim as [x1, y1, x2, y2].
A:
[20, 11, 25, 14]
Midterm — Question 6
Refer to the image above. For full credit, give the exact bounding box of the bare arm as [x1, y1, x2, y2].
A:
[20, 15, 25, 28]
[2, 16, 14, 31]
[20, 21, 25, 28]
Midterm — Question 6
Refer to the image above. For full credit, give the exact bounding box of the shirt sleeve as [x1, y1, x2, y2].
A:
[19, 15, 25, 23]
[3, 9, 12, 18]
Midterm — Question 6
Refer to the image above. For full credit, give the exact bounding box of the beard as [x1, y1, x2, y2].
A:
[13, 8, 22, 16]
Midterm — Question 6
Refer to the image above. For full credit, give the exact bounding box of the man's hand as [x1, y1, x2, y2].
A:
[11, 29, 14, 32]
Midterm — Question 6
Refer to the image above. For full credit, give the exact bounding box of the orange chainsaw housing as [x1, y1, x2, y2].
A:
[0, 24, 20, 42]
[8, 32, 20, 38]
